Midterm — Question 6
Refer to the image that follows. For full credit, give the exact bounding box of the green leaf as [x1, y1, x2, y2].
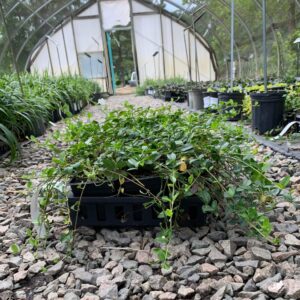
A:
[153, 248, 169, 262]
[277, 175, 290, 189]
[165, 209, 173, 218]
[197, 190, 211, 204]
[224, 187, 235, 198]
[128, 158, 139, 168]
[10, 243, 20, 255]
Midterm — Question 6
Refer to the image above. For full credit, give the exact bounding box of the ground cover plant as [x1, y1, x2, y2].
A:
[33, 104, 290, 267]
[0, 73, 99, 160]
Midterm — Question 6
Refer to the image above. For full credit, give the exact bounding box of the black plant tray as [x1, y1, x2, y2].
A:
[70, 176, 164, 197]
[68, 195, 207, 228]
[70, 179, 117, 197]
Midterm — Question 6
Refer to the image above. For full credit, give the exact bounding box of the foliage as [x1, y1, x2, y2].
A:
[136, 77, 187, 96]
[35, 104, 288, 266]
[0, 73, 99, 160]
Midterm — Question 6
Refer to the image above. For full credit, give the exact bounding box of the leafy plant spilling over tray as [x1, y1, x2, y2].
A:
[36, 104, 290, 267]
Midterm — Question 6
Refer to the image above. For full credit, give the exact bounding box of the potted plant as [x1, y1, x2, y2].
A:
[188, 85, 204, 110]
[218, 86, 244, 121]
[35, 104, 289, 268]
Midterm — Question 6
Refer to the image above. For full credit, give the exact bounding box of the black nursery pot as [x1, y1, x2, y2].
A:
[0, 142, 9, 156]
[250, 91, 285, 135]
[69, 102, 80, 115]
[92, 93, 102, 103]
[218, 92, 244, 121]
[51, 109, 62, 123]
[27, 118, 46, 137]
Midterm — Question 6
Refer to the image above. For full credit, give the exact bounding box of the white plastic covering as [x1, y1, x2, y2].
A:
[62, 22, 80, 75]
[132, 0, 215, 83]
[78, 3, 98, 17]
[134, 14, 164, 82]
[73, 19, 103, 53]
[31, 44, 52, 75]
[101, 0, 130, 31]
[132, 0, 153, 13]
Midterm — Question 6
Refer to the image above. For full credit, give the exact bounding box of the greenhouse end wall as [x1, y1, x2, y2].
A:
[28, 0, 215, 93]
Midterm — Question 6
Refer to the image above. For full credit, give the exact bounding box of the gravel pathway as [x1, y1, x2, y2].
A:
[0, 95, 300, 300]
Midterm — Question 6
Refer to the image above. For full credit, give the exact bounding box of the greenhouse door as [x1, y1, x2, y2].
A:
[105, 29, 135, 94]
[106, 32, 116, 93]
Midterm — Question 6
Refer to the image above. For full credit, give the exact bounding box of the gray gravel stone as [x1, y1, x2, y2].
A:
[149, 275, 167, 290]
[98, 283, 118, 299]
[0, 279, 13, 292]
[64, 292, 80, 300]
[138, 264, 153, 280]
[250, 247, 272, 261]
[178, 285, 195, 298]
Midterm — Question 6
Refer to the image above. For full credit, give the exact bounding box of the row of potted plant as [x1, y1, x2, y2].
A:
[139, 78, 300, 135]
[0, 73, 100, 160]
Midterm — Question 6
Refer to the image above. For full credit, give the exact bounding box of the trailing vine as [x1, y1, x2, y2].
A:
[29, 104, 290, 267]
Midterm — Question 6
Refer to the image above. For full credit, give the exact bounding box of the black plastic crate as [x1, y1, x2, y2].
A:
[68, 195, 207, 228]
[70, 176, 164, 197]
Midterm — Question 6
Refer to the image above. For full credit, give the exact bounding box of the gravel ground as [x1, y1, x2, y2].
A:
[0, 95, 300, 300]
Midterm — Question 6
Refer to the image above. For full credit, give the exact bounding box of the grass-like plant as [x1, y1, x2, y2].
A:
[0, 73, 99, 160]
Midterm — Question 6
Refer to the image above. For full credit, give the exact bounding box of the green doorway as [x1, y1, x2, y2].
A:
[107, 28, 135, 93]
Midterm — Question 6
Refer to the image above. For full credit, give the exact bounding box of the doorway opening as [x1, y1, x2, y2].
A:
[106, 27, 135, 95]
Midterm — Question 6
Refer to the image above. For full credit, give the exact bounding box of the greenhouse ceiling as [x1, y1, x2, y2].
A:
[0, 0, 300, 79]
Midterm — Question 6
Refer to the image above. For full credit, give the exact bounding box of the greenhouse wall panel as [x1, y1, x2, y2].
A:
[132, 0, 153, 13]
[73, 19, 103, 53]
[133, 14, 164, 82]
[62, 22, 80, 75]
[161, 16, 175, 78]
[101, 0, 130, 31]
[78, 3, 99, 17]
[173, 22, 190, 80]
[31, 45, 52, 75]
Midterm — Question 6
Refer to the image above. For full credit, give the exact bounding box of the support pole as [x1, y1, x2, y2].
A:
[129, 0, 140, 84]
[56, 45, 63, 75]
[170, 19, 176, 77]
[192, 15, 201, 83]
[97, 0, 113, 94]
[71, 18, 81, 75]
[46, 40, 54, 76]
[262, 0, 267, 92]
[61, 26, 71, 75]
[297, 43, 300, 77]
[230, 0, 234, 91]
[0, 2, 24, 96]
[159, 3, 166, 80]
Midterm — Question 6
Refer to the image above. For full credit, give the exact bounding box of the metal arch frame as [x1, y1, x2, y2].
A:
[157, 0, 218, 76]
[203, 7, 242, 78]
[23, 0, 218, 78]
[17, 0, 97, 66]
[200, 20, 231, 80]
[253, 0, 281, 77]
[6, 0, 223, 79]
[218, 0, 259, 78]
[0, 0, 56, 65]
[25, 0, 97, 70]
[159, 0, 239, 79]
[4, 1, 21, 18]
[16, 0, 79, 63]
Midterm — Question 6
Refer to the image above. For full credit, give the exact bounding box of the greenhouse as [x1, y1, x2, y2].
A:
[0, 0, 300, 299]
